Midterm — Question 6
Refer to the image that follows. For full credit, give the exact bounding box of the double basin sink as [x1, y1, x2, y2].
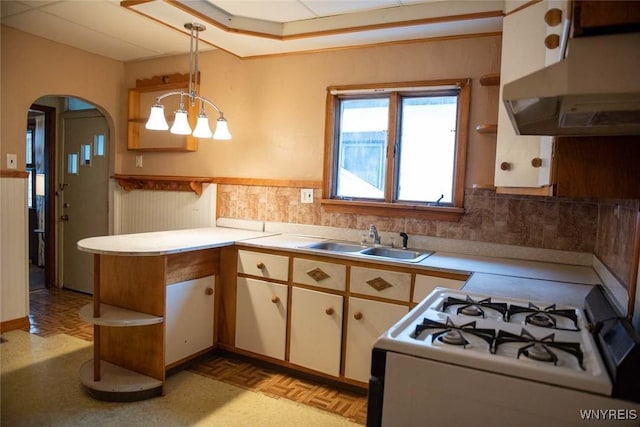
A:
[302, 240, 433, 263]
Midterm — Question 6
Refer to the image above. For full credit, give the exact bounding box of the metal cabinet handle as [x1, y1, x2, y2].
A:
[353, 312, 363, 320]
[325, 307, 334, 315]
[271, 296, 280, 304]
[257, 262, 265, 269]
[205, 287, 214, 296]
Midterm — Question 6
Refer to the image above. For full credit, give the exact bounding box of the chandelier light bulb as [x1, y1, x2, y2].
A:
[170, 109, 192, 135]
[193, 113, 213, 138]
[213, 116, 232, 140]
[145, 104, 169, 130]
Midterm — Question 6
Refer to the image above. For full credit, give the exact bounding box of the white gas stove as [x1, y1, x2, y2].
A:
[367, 287, 640, 426]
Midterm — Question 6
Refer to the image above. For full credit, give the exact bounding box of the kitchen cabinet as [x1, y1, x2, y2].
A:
[234, 249, 290, 360]
[413, 274, 465, 303]
[165, 276, 215, 366]
[572, 0, 640, 37]
[350, 266, 411, 302]
[235, 277, 288, 360]
[77, 247, 219, 400]
[223, 246, 469, 388]
[553, 136, 640, 199]
[494, 0, 568, 192]
[344, 297, 408, 383]
[289, 287, 343, 376]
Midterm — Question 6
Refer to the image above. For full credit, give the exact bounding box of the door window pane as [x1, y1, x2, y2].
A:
[81, 144, 92, 166]
[68, 153, 78, 175]
[94, 134, 105, 156]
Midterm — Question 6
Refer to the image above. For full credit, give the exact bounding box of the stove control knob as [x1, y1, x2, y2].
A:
[325, 307, 334, 315]
[353, 312, 363, 320]
[271, 296, 280, 304]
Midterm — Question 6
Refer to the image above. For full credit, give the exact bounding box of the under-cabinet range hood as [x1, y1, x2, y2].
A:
[503, 32, 640, 136]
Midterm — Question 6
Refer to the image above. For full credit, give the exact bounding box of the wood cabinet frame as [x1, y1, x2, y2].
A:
[127, 73, 199, 152]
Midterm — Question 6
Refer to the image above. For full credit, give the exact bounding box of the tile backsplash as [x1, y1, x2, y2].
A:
[218, 185, 638, 287]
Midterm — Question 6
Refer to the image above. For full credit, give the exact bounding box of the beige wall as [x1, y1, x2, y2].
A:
[123, 35, 501, 187]
[0, 25, 125, 169]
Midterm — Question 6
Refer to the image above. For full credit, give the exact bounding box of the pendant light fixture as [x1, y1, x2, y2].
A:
[145, 23, 231, 140]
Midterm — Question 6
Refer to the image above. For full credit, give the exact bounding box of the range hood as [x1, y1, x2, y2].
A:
[503, 32, 640, 136]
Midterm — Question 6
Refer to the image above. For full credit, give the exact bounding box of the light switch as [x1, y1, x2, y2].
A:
[135, 155, 143, 168]
[7, 154, 17, 169]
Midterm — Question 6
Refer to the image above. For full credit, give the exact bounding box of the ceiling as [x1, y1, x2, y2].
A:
[0, 0, 504, 61]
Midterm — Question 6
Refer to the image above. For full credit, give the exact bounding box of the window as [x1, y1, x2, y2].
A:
[323, 80, 470, 220]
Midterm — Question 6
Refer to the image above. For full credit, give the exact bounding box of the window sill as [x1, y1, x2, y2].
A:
[320, 199, 464, 222]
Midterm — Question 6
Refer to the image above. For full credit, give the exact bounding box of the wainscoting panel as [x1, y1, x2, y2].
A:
[113, 182, 216, 234]
[1, 176, 29, 323]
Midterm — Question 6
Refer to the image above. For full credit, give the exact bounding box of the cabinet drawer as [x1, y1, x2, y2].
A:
[350, 266, 411, 302]
[292, 258, 346, 291]
[237, 250, 289, 282]
[413, 274, 466, 303]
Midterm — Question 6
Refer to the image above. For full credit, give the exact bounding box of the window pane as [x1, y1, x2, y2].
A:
[397, 96, 458, 203]
[336, 98, 388, 199]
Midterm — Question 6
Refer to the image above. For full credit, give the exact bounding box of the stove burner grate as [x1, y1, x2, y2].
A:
[412, 317, 495, 349]
[493, 328, 585, 370]
[507, 302, 579, 331]
[442, 295, 508, 318]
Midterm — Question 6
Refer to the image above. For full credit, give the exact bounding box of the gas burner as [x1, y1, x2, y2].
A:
[412, 317, 495, 349]
[442, 295, 508, 318]
[493, 329, 585, 370]
[506, 302, 579, 331]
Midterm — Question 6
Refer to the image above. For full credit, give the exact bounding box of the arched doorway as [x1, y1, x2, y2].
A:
[28, 96, 109, 294]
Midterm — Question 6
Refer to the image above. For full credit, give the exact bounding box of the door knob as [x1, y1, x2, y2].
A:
[60, 214, 69, 221]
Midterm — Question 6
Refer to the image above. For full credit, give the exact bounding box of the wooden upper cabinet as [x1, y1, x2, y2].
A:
[553, 136, 640, 198]
[572, 1, 640, 37]
[128, 73, 198, 152]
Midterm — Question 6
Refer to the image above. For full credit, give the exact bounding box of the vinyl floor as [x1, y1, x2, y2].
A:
[23, 288, 368, 425]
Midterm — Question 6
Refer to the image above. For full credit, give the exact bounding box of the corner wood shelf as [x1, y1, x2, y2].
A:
[113, 174, 214, 196]
[79, 360, 163, 401]
[479, 73, 500, 86]
[79, 304, 163, 327]
[475, 124, 497, 134]
[79, 304, 164, 400]
[476, 73, 500, 134]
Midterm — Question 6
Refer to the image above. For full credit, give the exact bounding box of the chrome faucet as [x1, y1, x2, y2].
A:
[369, 224, 380, 244]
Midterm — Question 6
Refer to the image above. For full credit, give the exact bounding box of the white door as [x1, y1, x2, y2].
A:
[62, 111, 109, 293]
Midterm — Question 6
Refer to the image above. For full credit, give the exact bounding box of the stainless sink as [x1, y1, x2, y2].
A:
[304, 241, 365, 252]
[359, 246, 432, 262]
[303, 240, 432, 262]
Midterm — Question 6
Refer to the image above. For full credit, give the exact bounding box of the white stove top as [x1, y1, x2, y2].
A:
[374, 288, 612, 395]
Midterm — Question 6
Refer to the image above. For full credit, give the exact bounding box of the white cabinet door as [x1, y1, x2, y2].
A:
[344, 297, 408, 383]
[413, 275, 466, 303]
[165, 276, 215, 366]
[235, 277, 288, 360]
[495, 1, 568, 188]
[289, 287, 343, 376]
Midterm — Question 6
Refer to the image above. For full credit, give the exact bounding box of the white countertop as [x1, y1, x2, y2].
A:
[77, 227, 275, 256]
[77, 228, 616, 310]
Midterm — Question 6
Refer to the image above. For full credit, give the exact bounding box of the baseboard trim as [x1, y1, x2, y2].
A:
[0, 316, 30, 333]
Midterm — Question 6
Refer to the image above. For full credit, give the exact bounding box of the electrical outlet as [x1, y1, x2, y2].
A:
[135, 154, 143, 168]
[301, 188, 313, 204]
[7, 154, 17, 169]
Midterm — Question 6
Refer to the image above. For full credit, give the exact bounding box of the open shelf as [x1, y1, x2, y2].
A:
[479, 73, 500, 86]
[79, 359, 163, 401]
[79, 303, 163, 327]
[113, 174, 214, 196]
[475, 124, 497, 134]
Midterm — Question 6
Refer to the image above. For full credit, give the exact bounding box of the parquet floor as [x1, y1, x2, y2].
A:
[23, 288, 368, 425]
